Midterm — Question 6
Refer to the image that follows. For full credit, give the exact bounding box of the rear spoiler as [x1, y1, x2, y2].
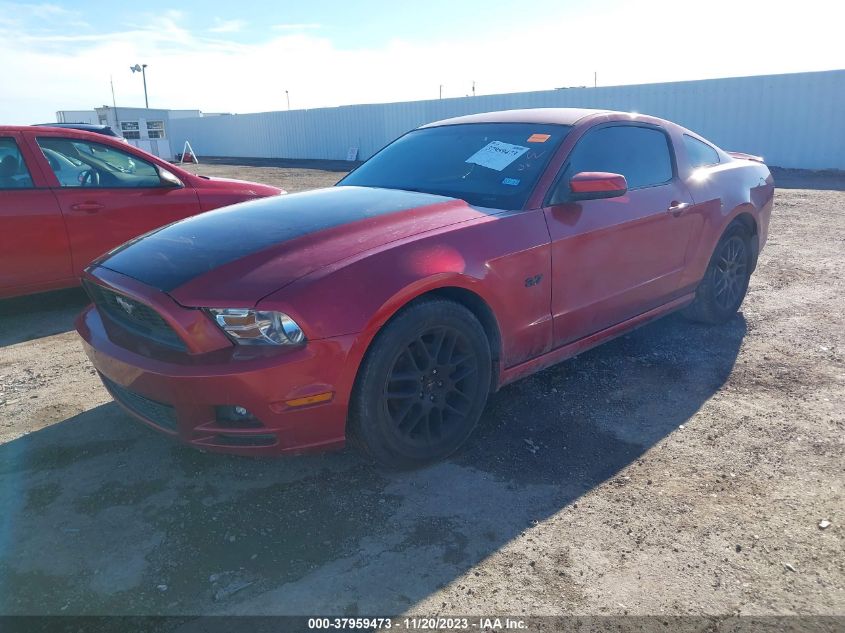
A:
[727, 151, 765, 163]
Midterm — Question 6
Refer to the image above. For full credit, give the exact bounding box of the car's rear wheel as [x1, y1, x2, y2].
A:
[683, 223, 753, 324]
[348, 299, 492, 469]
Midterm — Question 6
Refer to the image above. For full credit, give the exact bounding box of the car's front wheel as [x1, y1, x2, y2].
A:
[348, 298, 492, 469]
[683, 222, 753, 324]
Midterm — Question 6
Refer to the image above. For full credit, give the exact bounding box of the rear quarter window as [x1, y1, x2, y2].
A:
[683, 134, 720, 168]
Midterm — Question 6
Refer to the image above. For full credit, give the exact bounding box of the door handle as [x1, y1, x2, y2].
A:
[70, 202, 104, 214]
[667, 201, 691, 216]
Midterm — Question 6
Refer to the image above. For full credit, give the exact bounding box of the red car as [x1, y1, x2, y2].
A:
[0, 125, 283, 299]
[76, 109, 774, 468]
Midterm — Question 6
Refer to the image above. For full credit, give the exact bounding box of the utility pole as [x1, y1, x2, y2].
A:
[141, 65, 148, 108]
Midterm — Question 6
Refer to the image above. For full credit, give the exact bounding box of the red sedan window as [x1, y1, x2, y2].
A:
[0, 138, 34, 189]
[36, 137, 163, 188]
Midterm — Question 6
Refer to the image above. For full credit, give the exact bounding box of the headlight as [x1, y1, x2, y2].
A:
[207, 308, 305, 346]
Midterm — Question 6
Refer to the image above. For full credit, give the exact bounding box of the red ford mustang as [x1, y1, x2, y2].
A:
[0, 125, 283, 299]
[76, 109, 774, 467]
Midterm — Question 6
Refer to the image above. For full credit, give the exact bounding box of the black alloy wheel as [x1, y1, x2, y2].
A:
[384, 326, 480, 446]
[712, 235, 749, 312]
[348, 299, 492, 469]
[683, 222, 753, 324]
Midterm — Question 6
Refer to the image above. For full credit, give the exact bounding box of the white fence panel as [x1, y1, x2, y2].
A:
[169, 70, 844, 169]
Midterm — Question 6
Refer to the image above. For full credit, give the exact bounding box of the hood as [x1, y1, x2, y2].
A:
[95, 186, 490, 306]
[192, 175, 284, 196]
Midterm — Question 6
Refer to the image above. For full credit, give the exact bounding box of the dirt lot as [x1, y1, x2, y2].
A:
[0, 164, 842, 621]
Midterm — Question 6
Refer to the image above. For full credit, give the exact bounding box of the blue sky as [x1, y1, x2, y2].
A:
[15, 0, 576, 47]
[1, 0, 843, 124]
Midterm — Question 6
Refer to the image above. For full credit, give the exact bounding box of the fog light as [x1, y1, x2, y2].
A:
[215, 405, 261, 426]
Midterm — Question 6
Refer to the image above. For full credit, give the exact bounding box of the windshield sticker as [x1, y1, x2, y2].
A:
[502, 177, 521, 186]
[465, 141, 529, 172]
[527, 133, 551, 143]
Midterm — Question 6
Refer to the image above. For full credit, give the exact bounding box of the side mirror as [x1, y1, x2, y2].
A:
[158, 166, 183, 187]
[569, 171, 627, 201]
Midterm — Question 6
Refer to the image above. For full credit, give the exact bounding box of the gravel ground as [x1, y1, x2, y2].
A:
[0, 164, 842, 620]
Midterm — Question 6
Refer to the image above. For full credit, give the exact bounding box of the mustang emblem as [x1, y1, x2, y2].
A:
[115, 296, 136, 316]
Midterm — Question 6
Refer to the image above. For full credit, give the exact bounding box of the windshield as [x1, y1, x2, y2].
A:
[338, 123, 571, 210]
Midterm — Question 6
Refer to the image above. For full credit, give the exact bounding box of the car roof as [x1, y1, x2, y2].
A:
[3, 124, 83, 133]
[0, 125, 127, 141]
[1, 124, 118, 132]
[420, 108, 617, 128]
[32, 122, 112, 129]
[32, 123, 120, 137]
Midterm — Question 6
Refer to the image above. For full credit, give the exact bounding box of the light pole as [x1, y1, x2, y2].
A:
[130, 64, 149, 108]
[285, 90, 290, 110]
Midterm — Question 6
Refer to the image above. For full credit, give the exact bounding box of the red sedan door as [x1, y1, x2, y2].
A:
[0, 132, 73, 297]
[543, 123, 697, 347]
[27, 133, 201, 277]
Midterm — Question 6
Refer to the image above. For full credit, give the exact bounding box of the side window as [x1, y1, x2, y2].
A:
[560, 125, 674, 196]
[683, 134, 720, 168]
[147, 121, 166, 139]
[36, 137, 164, 189]
[120, 121, 141, 140]
[0, 138, 35, 190]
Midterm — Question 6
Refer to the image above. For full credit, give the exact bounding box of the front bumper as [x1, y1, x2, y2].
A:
[77, 304, 356, 456]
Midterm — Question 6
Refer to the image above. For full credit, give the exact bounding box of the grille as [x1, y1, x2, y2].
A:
[84, 280, 186, 351]
[102, 375, 178, 432]
[213, 434, 277, 447]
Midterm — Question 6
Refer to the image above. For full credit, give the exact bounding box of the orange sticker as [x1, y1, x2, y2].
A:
[527, 133, 551, 143]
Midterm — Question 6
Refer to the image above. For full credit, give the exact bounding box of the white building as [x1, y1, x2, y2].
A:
[55, 106, 204, 159]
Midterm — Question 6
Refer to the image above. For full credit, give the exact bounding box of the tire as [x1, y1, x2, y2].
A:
[348, 298, 492, 469]
[683, 222, 753, 324]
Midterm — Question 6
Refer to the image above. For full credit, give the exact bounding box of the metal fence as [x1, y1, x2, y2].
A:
[169, 70, 844, 170]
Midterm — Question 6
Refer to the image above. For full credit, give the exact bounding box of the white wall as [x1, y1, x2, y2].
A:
[96, 107, 175, 159]
[166, 110, 203, 119]
[55, 110, 99, 124]
[168, 70, 845, 170]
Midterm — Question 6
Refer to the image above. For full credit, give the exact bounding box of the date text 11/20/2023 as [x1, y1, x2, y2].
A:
[307, 616, 528, 630]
